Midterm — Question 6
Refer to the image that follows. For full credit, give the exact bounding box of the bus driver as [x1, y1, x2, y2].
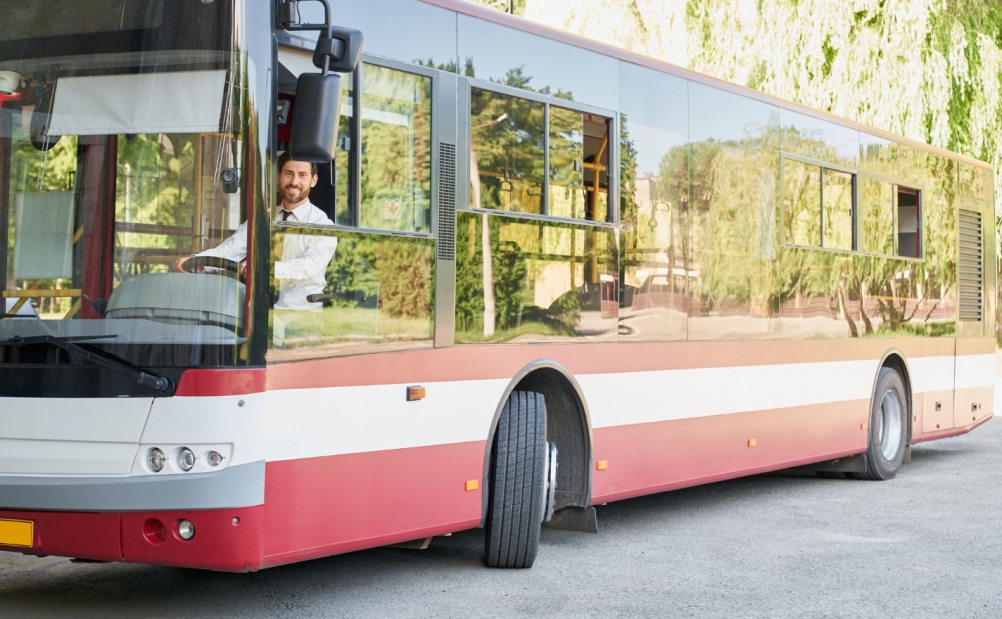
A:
[173, 152, 337, 310]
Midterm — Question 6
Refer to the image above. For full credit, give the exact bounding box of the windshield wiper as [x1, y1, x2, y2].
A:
[0, 334, 174, 394]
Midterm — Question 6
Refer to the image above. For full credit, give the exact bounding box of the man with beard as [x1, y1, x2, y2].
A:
[173, 152, 337, 310]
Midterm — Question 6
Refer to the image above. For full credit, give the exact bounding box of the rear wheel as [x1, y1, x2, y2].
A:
[855, 367, 908, 480]
[484, 391, 548, 568]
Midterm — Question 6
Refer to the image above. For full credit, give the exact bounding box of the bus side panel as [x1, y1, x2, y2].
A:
[590, 400, 869, 504]
[260, 441, 484, 567]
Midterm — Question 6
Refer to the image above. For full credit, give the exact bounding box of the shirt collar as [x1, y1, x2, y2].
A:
[278, 200, 312, 222]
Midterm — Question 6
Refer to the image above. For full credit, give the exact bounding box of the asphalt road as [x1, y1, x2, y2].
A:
[2, 417, 1002, 618]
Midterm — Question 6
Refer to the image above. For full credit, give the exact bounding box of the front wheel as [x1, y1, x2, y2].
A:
[484, 391, 547, 568]
[856, 367, 908, 480]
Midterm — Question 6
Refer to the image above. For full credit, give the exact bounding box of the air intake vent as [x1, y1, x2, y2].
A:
[958, 209, 983, 322]
[437, 143, 457, 261]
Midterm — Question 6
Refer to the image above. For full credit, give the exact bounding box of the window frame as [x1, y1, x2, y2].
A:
[780, 151, 858, 254]
[278, 53, 440, 241]
[462, 77, 619, 229]
[856, 170, 925, 262]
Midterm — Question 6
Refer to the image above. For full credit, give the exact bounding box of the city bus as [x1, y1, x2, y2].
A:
[0, 0, 995, 571]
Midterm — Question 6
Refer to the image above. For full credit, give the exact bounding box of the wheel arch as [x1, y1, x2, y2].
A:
[875, 349, 914, 443]
[479, 360, 593, 526]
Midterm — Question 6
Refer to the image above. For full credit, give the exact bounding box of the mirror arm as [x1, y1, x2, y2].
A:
[277, 0, 332, 34]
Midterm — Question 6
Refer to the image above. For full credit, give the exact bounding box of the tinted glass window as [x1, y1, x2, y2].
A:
[360, 64, 432, 233]
[822, 168, 853, 250]
[780, 109, 860, 167]
[304, 0, 459, 70]
[618, 63, 688, 342]
[860, 177, 894, 254]
[470, 87, 546, 215]
[549, 108, 610, 222]
[783, 159, 821, 247]
[458, 14, 619, 110]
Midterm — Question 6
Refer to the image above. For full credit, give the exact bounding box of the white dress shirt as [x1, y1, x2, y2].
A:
[196, 200, 338, 310]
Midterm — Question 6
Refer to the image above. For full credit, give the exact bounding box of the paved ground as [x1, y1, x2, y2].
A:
[2, 417, 1002, 618]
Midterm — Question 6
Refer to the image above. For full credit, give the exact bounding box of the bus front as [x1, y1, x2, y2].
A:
[0, 0, 273, 571]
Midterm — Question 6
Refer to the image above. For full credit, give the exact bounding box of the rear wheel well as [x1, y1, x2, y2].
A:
[483, 365, 592, 520]
[880, 352, 913, 443]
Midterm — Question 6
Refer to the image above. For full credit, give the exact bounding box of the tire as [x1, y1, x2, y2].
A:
[855, 367, 908, 481]
[484, 391, 547, 568]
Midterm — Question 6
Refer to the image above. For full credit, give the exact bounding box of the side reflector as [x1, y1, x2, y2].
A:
[406, 386, 426, 401]
[465, 480, 479, 491]
[747, 439, 756, 447]
[861, 423, 868, 430]
[596, 460, 608, 470]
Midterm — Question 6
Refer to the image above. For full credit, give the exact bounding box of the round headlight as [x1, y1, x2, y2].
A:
[147, 448, 166, 473]
[206, 451, 225, 467]
[177, 520, 195, 541]
[178, 447, 196, 472]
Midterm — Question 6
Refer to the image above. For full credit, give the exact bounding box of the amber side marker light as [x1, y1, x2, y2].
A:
[596, 460, 608, 470]
[406, 386, 426, 401]
[747, 439, 757, 447]
[465, 480, 479, 491]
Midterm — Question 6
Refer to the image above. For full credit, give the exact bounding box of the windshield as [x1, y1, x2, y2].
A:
[0, 0, 260, 370]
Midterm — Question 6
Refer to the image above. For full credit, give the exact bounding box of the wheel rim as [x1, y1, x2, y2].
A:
[877, 390, 903, 461]
[541, 442, 558, 522]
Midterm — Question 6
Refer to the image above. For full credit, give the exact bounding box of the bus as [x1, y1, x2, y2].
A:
[0, 0, 995, 571]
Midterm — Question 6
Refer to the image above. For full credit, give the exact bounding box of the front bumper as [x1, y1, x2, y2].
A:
[0, 505, 264, 572]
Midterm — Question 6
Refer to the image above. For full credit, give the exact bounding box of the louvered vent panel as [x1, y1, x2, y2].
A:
[958, 209, 983, 321]
[437, 143, 457, 261]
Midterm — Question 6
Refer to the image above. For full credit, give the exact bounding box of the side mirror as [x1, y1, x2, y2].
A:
[290, 72, 342, 163]
[313, 26, 363, 73]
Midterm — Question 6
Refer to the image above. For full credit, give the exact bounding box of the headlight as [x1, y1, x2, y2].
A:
[178, 447, 196, 472]
[147, 448, 166, 473]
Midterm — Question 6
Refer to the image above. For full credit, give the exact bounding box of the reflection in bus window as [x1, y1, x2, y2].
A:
[268, 229, 434, 360]
[470, 88, 545, 215]
[822, 168, 853, 251]
[549, 108, 610, 222]
[360, 65, 432, 233]
[783, 159, 821, 247]
[454, 212, 617, 344]
[860, 177, 894, 255]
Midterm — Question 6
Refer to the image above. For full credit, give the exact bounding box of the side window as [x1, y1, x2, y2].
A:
[896, 186, 920, 258]
[860, 177, 894, 255]
[359, 64, 433, 233]
[470, 87, 546, 215]
[822, 168, 853, 251]
[470, 86, 613, 223]
[549, 108, 610, 222]
[782, 157, 855, 250]
[783, 159, 821, 247]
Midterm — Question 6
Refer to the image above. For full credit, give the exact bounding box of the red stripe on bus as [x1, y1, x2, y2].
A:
[175, 368, 267, 396]
[591, 399, 870, 503]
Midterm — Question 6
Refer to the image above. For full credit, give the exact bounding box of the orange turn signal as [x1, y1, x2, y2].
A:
[465, 480, 479, 491]
[747, 439, 756, 447]
[596, 460, 608, 470]
[406, 386, 426, 401]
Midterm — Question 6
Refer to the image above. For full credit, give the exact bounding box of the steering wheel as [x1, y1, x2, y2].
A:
[183, 256, 242, 279]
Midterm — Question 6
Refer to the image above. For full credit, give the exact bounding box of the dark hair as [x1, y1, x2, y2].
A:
[278, 151, 318, 177]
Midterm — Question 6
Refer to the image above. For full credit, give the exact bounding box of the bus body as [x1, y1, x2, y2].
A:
[0, 0, 995, 571]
